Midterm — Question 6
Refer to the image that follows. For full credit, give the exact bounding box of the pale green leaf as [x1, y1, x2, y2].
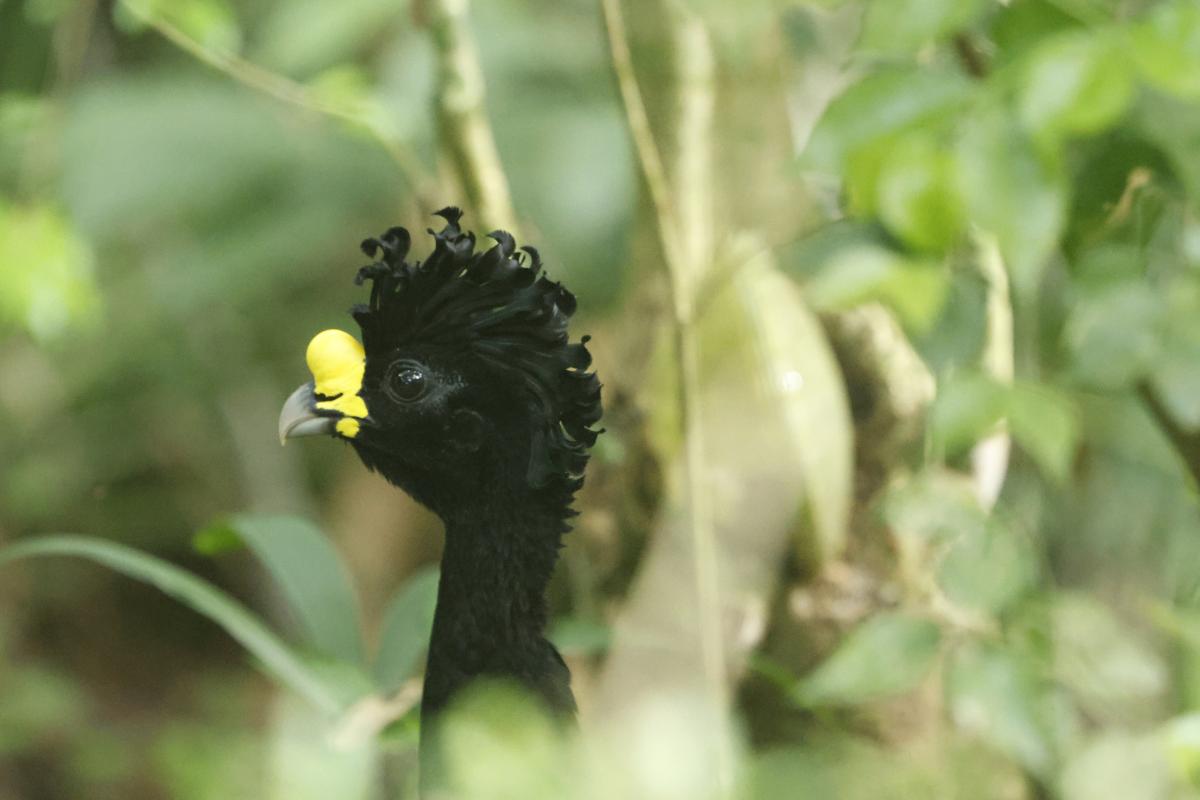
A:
[794, 613, 942, 706]
[373, 566, 439, 693]
[1061, 732, 1172, 800]
[0, 536, 343, 714]
[1018, 31, 1134, 141]
[548, 617, 611, 658]
[1007, 381, 1081, 481]
[1132, 0, 1200, 100]
[806, 244, 949, 332]
[1052, 593, 1168, 723]
[213, 514, 366, 668]
[805, 68, 971, 172]
[946, 644, 1055, 776]
[860, 0, 986, 55]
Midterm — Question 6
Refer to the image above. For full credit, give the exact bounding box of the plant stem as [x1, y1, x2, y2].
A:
[425, 0, 518, 234]
[602, 0, 731, 791]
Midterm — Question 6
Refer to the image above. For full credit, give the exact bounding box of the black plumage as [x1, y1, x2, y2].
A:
[286, 208, 602, 789]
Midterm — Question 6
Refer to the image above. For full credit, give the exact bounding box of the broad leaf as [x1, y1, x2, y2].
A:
[207, 514, 366, 668]
[373, 566, 439, 693]
[794, 613, 941, 706]
[0, 536, 343, 714]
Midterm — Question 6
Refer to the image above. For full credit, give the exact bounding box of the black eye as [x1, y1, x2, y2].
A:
[386, 363, 428, 402]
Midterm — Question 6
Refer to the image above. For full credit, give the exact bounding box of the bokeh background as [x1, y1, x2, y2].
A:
[4, 0, 1200, 797]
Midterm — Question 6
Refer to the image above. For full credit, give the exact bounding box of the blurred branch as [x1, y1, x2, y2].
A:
[424, 0, 518, 233]
[601, 0, 731, 790]
[117, 0, 432, 207]
[971, 235, 1014, 509]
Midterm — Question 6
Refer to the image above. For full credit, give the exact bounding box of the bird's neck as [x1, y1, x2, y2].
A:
[421, 498, 573, 720]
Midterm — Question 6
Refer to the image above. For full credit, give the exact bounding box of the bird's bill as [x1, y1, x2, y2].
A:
[278, 382, 336, 444]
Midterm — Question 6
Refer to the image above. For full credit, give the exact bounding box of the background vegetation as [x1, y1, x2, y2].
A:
[3, 0, 1200, 797]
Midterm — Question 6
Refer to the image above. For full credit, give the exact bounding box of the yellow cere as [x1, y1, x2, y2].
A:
[305, 329, 368, 438]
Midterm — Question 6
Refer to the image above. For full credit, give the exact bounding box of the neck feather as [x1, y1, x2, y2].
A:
[420, 497, 576, 721]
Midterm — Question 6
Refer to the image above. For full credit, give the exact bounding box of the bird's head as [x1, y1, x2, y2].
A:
[278, 208, 602, 518]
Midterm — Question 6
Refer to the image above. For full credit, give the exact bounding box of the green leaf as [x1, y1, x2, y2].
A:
[1165, 714, 1200, 790]
[794, 613, 942, 706]
[211, 514, 366, 668]
[805, 68, 971, 172]
[945, 644, 1055, 776]
[1052, 593, 1168, 723]
[1132, 0, 1200, 100]
[929, 371, 1008, 457]
[1007, 381, 1080, 481]
[884, 469, 987, 548]
[860, 0, 986, 56]
[1064, 281, 1164, 389]
[1017, 31, 1134, 142]
[1061, 732, 1173, 800]
[0, 201, 100, 340]
[939, 517, 1035, 615]
[875, 133, 966, 252]
[805, 244, 949, 332]
[373, 566, 439, 693]
[548, 617, 611, 657]
[118, 0, 242, 53]
[0, 536, 342, 714]
[956, 108, 1067, 295]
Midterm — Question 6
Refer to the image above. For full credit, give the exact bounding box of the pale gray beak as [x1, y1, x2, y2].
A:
[279, 382, 336, 444]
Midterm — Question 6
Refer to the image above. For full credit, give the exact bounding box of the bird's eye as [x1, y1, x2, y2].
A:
[386, 363, 428, 403]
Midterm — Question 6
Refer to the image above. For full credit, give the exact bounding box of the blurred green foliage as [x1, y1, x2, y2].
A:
[3, 0, 1200, 798]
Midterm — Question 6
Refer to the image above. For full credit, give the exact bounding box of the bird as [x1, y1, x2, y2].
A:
[277, 207, 602, 789]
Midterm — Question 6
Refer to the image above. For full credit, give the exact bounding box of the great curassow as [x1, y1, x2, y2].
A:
[277, 208, 602, 788]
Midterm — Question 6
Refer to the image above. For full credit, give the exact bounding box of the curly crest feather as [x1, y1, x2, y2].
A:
[351, 207, 602, 491]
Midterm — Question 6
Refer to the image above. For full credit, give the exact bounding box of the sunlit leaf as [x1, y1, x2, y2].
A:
[1017, 30, 1134, 142]
[859, 0, 986, 56]
[0, 536, 343, 714]
[438, 683, 569, 800]
[874, 133, 966, 252]
[1132, 0, 1200, 100]
[118, 0, 242, 53]
[205, 515, 366, 668]
[0, 201, 100, 340]
[1061, 732, 1172, 800]
[794, 613, 942, 706]
[373, 566, 439, 694]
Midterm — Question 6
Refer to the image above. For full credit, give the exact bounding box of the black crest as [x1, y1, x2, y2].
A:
[353, 207, 603, 490]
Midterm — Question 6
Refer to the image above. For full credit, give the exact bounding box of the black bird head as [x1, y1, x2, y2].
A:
[279, 208, 603, 518]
